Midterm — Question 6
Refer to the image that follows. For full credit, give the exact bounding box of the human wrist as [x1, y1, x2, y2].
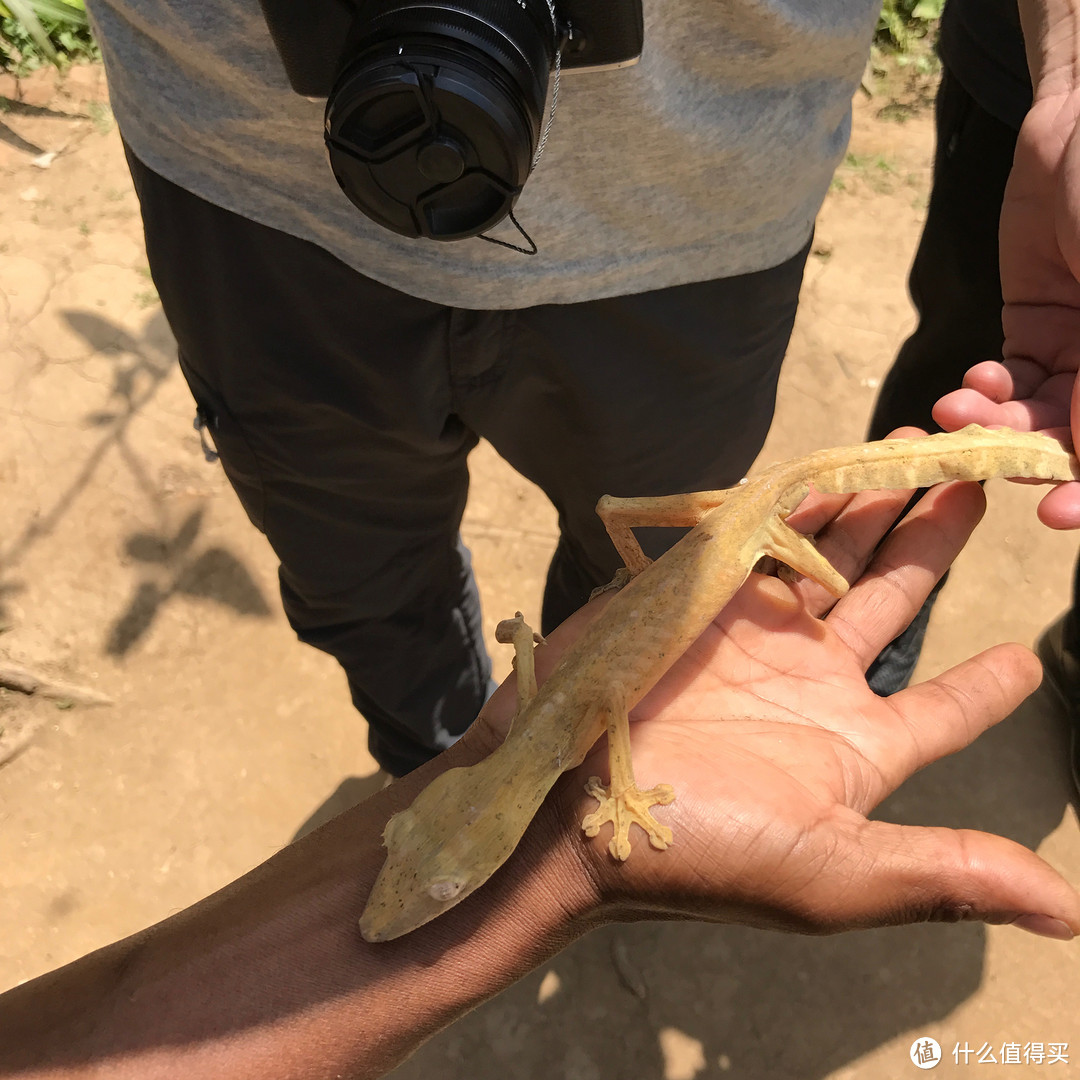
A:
[0, 742, 604, 1080]
[448, 708, 609, 942]
[1019, 0, 1080, 98]
[534, 758, 661, 930]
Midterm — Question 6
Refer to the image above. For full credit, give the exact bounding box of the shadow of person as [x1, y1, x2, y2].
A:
[383, 682, 1076, 1080]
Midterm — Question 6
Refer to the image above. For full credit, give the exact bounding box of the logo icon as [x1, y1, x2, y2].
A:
[910, 1037, 942, 1069]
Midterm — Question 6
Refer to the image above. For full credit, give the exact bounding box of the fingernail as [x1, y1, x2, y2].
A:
[1010, 914, 1075, 940]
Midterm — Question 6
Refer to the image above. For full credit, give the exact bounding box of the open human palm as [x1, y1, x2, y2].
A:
[935, 90, 1080, 527]
[540, 479, 1080, 939]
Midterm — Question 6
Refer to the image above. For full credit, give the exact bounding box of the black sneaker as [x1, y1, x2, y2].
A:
[1035, 615, 1080, 800]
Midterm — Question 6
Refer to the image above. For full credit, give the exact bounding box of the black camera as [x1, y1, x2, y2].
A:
[258, 0, 643, 242]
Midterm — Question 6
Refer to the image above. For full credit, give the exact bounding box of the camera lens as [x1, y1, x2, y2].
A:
[324, 0, 557, 240]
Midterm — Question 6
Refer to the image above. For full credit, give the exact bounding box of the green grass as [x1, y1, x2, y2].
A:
[1, 0, 96, 75]
[876, 0, 944, 54]
[831, 151, 920, 196]
[843, 152, 895, 173]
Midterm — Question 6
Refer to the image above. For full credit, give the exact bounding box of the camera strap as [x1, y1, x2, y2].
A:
[478, 0, 559, 255]
[479, 210, 538, 255]
[531, 0, 561, 170]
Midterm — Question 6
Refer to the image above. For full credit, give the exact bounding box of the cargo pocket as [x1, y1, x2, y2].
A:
[177, 353, 267, 534]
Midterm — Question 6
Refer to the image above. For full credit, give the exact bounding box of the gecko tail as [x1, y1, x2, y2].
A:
[813, 426, 1080, 492]
[359, 744, 549, 942]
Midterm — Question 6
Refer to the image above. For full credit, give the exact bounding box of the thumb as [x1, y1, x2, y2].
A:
[1057, 115, 1080, 287]
[793, 818, 1080, 939]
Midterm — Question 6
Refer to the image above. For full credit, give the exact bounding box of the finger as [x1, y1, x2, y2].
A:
[1033, 376, 1080, 526]
[781, 487, 855, 537]
[822, 481, 987, 668]
[966, 356, 1076, 403]
[791, 486, 915, 617]
[933, 386, 1071, 433]
[933, 356, 1075, 428]
[963, 358, 1050, 402]
[752, 488, 857, 585]
[791, 816, 1080, 938]
[876, 642, 1043, 787]
[786, 426, 927, 617]
[1058, 114, 1080, 284]
[1037, 481, 1080, 528]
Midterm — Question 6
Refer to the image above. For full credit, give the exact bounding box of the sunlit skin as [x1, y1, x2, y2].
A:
[2, 476, 1078, 1080]
[549, 478, 1079, 937]
[361, 428, 1080, 941]
[935, 5, 1080, 527]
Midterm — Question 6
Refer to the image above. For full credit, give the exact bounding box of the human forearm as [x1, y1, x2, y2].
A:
[933, 0, 1080, 513]
[2, 482, 1078, 1077]
[0, 730, 598, 1080]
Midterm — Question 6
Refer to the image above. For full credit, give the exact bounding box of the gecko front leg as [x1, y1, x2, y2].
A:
[494, 612, 544, 726]
[581, 689, 675, 860]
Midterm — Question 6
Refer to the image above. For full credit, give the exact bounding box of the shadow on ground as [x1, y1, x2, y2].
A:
[1, 310, 176, 627]
[107, 506, 271, 656]
[1, 309, 271, 652]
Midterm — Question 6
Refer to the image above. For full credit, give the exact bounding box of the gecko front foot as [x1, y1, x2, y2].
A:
[589, 566, 635, 601]
[581, 776, 675, 860]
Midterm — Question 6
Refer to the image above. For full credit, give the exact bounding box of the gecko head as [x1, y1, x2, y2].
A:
[358, 762, 527, 942]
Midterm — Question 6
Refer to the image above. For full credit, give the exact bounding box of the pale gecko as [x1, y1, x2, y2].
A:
[359, 425, 1080, 942]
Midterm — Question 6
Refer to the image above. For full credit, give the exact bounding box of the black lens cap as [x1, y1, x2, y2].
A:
[325, 42, 537, 240]
[416, 137, 466, 182]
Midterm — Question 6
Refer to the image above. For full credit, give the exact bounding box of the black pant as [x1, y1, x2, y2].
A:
[870, 70, 1017, 440]
[125, 145, 812, 775]
[870, 69, 1080, 664]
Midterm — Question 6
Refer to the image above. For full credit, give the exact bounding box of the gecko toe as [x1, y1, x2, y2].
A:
[580, 778, 675, 860]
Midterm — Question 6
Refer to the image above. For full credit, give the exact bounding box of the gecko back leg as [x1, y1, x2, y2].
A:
[581, 688, 675, 860]
[594, 489, 735, 585]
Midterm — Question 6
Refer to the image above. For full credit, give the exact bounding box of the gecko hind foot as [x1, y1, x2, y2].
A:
[581, 776, 675, 860]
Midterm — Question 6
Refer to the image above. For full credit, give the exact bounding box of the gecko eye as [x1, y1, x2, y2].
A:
[382, 808, 413, 849]
[428, 876, 468, 902]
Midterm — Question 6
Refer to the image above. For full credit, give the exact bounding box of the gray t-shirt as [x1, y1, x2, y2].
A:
[87, 0, 880, 309]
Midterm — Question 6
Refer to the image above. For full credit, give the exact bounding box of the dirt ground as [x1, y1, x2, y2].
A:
[1, 62, 1079, 1079]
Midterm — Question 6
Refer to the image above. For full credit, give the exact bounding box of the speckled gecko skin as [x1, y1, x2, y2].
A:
[359, 426, 1080, 941]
